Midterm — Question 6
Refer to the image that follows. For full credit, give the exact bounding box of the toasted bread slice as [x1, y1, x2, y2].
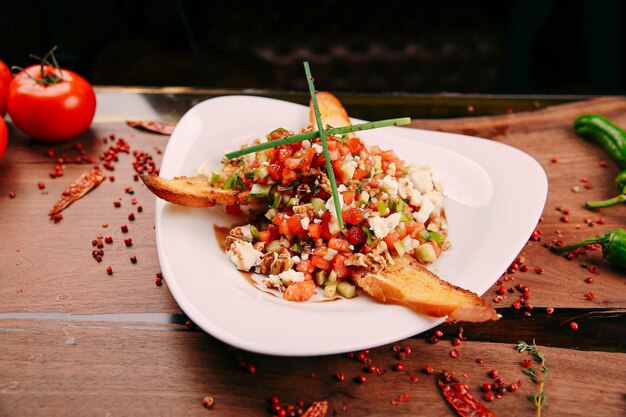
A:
[309, 91, 353, 130]
[352, 255, 498, 323]
[140, 174, 258, 207]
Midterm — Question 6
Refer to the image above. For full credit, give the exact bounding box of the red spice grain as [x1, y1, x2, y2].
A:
[584, 292, 595, 301]
[410, 375, 419, 382]
[570, 321, 579, 331]
[475, 358, 484, 365]
[9, 191, 16, 199]
[355, 374, 367, 384]
[481, 383, 492, 392]
[584, 276, 593, 283]
[521, 359, 532, 369]
[452, 338, 461, 346]
[106, 266, 113, 275]
[424, 365, 434, 375]
[335, 372, 345, 382]
[393, 363, 405, 371]
[113, 200, 121, 208]
[37, 181, 45, 190]
[546, 307, 555, 314]
[155, 277, 162, 286]
[488, 369, 498, 378]
[450, 349, 459, 358]
[246, 364, 256, 375]
[130, 255, 137, 264]
[124, 237, 133, 247]
[202, 396, 214, 409]
[128, 213, 135, 221]
[104, 236, 113, 244]
[121, 224, 128, 233]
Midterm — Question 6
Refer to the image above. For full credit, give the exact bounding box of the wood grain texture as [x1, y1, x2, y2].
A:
[1, 319, 624, 417]
[1, 94, 626, 417]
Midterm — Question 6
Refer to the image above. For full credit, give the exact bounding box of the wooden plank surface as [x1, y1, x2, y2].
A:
[1, 94, 625, 417]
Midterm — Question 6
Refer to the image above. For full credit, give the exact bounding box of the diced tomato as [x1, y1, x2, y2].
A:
[267, 224, 280, 241]
[342, 191, 355, 205]
[273, 212, 286, 226]
[278, 220, 290, 235]
[281, 168, 299, 185]
[308, 223, 322, 239]
[380, 150, 396, 161]
[327, 139, 339, 151]
[342, 207, 363, 225]
[267, 162, 282, 181]
[225, 204, 242, 215]
[332, 253, 351, 278]
[328, 237, 351, 252]
[257, 230, 271, 244]
[353, 160, 371, 180]
[312, 246, 328, 257]
[278, 146, 293, 162]
[311, 255, 332, 271]
[269, 130, 287, 140]
[396, 222, 407, 239]
[369, 145, 382, 155]
[296, 259, 316, 274]
[300, 148, 316, 171]
[332, 159, 345, 184]
[347, 226, 366, 245]
[321, 211, 340, 240]
[346, 137, 364, 154]
[339, 145, 350, 156]
[383, 229, 400, 248]
[284, 157, 302, 170]
[286, 215, 305, 235]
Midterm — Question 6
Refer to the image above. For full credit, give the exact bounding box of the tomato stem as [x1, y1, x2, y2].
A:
[15, 45, 64, 86]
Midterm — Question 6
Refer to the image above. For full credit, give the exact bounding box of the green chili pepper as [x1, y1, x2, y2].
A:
[574, 114, 626, 169]
[550, 228, 626, 268]
[586, 170, 626, 209]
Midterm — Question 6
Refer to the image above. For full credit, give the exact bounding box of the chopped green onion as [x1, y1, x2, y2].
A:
[304, 61, 344, 229]
[224, 118, 410, 160]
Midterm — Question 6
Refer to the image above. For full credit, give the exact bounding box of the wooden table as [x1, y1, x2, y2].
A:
[1, 88, 624, 417]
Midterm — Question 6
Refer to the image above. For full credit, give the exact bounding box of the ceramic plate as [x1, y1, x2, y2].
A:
[154, 95, 547, 357]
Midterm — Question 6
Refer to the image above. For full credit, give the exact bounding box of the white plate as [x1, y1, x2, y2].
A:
[154, 95, 547, 357]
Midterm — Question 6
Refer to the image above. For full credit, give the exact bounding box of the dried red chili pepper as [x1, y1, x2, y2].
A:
[126, 120, 176, 135]
[300, 401, 328, 417]
[438, 370, 497, 417]
[48, 167, 105, 216]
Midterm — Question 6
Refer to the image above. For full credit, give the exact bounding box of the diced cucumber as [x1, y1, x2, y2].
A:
[328, 220, 342, 236]
[393, 240, 406, 256]
[341, 160, 357, 181]
[290, 243, 303, 254]
[250, 183, 272, 198]
[249, 225, 259, 240]
[323, 248, 338, 261]
[337, 281, 357, 298]
[266, 240, 282, 253]
[377, 200, 390, 216]
[327, 270, 338, 283]
[257, 166, 269, 179]
[310, 198, 326, 216]
[415, 243, 437, 263]
[428, 231, 445, 243]
[209, 173, 221, 184]
[287, 197, 299, 207]
[323, 282, 337, 298]
[265, 207, 278, 220]
[257, 151, 269, 163]
[314, 270, 328, 286]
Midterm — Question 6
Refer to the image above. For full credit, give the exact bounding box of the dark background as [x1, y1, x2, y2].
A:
[1, 0, 624, 95]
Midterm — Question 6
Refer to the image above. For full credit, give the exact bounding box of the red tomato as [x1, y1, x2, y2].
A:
[0, 60, 11, 116]
[0, 117, 7, 159]
[8, 64, 96, 141]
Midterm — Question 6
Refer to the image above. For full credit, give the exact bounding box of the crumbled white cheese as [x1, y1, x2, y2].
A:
[300, 217, 310, 230]
[368, 213, 401, 239]
[242, 152, 256, 166]
[195, 161, 213, 178]
[325, 195, 345, 219]
[291, 256, 301, 264]
[312, 143, 323, 154]
[238, 224, 253, 241]
[409, 189, 423, 206]
[398, 177, 413, 199]
[425, 190, 444, 208]
[313, 218, 322, 224]
[227, 240, 263, 271]
[379, 175, 399, 196]
[302, 140, 311, 149]
[413, 197, 435, 223]
[410, 170, 434, 193]
[276, 269, 305, 285]
[386, 162, 396, 176]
